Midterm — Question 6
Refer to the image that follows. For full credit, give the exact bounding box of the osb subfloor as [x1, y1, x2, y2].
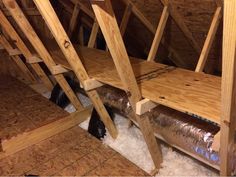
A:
[0, 76, 68, 142]
[0, 126, 149, 176]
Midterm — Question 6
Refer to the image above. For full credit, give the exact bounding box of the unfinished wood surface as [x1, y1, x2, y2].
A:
[88, 19, 99, 48]
[68, 3, 80, 38]
[52, 46, 221, 125]
[71, 0, 95, 19]
[2, 108, 92, 158]
[33, 0, 117, 139]
[136, 99, 158, 115]
[0, 126, 148, 176]
[220, 1, 236, 175]
[147, 5, 169, 61]
[121, 0, 188, 68]
[160, 0, 201, 54]
[0, 8, 53, 90]
[91, 0, 162, 169]
[0, 76, 69, 157]
[8, 48, 22, 56]
[195, 7, 222, 72]
[83, 78, 104, 91]
[0, 35, 36, 83]
[3, 0, 84, 111]
[120, 2, 132, 37]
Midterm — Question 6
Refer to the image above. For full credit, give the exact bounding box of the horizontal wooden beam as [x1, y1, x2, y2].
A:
[83, 78, 104, 91]
[8, 48, 22, 56]
[136, 98, 158, 115]
[27, 55, 43, 63]
[2, 8, 40, 17]
[51, 64, 69, 75]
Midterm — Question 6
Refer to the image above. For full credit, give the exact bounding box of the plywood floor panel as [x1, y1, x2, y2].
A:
[0, 126, 149, 176]
[0, 76, 69, 142]
[52, 46, 221, 124]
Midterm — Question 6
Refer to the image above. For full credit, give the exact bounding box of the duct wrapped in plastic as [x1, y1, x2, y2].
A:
[90, 85, 236, 174]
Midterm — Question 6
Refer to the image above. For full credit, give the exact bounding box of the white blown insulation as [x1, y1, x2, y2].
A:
[43, 92, 218, 176]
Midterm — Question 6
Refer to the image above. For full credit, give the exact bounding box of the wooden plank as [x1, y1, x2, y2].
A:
[88, 20, 99, 48]
[120, 3, 132, 37]
[27, 55, 43, 63]
[1, 107, 93, 159]
[52, 46, 222, 124]
[195, 7, 222, 72]
[147, 5, 169, 61]
[51, 64, 69, 75]
[71, 0, 95, 19]
[136, 98, 158, 115]
[83, 78, 104, 91]
[68, 3, 80, 38]
[33, 0, 118, 139]
[8, 48, 22, 56]
[220, 1, 236, 175]
[91, 0, 162, 169]
[3, 0, 84, 111]
[2, 7, 40, 17]
[0, 8, 53, 90]
[160, 0, 201, 54]
[0, 35, 36, 83]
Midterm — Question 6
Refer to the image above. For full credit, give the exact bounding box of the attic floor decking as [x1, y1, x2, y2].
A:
[0, 75, 148, 176]
[0, 126, 149, 176]
[0, 75, 70, 155]
[51, 46, 221, 124]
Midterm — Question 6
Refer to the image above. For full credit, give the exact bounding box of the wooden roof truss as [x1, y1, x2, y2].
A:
[0, 0, 235, 176]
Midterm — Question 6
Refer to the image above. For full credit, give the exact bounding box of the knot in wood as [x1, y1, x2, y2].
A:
[64, 40, 70, 48]
[126, 91, 132, 97]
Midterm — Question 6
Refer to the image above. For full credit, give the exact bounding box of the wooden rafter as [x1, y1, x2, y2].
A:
[0, 9, 53, 90]
[148, 5, 169, 62]
[70, 0, 94, 19]
[90, 0, 162, 169]
[220, 0, 236, 175]
[195, 7, 222, 72]
[2, 0, 84, 111]
[32, 0, 118, 139]
[0, 35, 36, 83]
[160, 0, 201, 54]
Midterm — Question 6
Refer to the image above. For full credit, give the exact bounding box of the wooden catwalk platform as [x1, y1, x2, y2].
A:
[51, 46, 221, 124]
[0, 76, 90, 158]
[0, 126, 149, 176]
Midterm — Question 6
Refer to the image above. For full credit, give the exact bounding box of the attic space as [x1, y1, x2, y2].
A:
[0, 0, 235, 176]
